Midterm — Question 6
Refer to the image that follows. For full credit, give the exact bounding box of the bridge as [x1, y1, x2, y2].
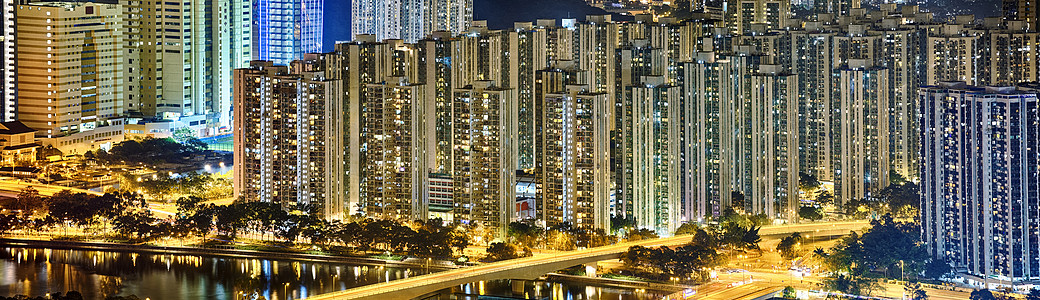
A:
[0, 179, 102, 197]
[305, 221, 868, 300]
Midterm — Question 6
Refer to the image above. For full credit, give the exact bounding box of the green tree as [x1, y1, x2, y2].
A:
[627, 228, 659, 241]
[799, 205, 824, 221]
[781, 286, 797, 299]
[719, 222, 760, 251]
[799, 172, 821, 191]
[731, 191, 746, 210]
[484, 242, 522, 262]
[969, 289, 998, 300]
[1026, 289, 1040, 300]
[610, 215, 635, 234]
[816, 190, 835, 206]
[777, 233, 804, 260]
[10, 186, 46, 218]
[673, 222, 698, 235]
[904, 282, 928, 300]
[924, 259, 951, 279]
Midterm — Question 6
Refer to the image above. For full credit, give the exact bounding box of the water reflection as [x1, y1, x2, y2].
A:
[1, 247, 670, 300]
[0, 247, 424, 300]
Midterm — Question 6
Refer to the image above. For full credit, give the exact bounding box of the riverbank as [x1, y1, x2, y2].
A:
[0, 238, 458, 271]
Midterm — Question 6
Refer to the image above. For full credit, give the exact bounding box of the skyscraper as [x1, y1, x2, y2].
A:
[921, 82, 1040, 287]
[216, 0, 253, 130]
[123, 0, 217, 135]
[253, 0, 323, 66]
[351, 0, 472, 42]
[0, 0, 13, 122]
[232, 59, 345, 217]
[15, 2, 127, 153]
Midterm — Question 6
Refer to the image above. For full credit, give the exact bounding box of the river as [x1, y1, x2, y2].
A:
[0, 247, 670, 299]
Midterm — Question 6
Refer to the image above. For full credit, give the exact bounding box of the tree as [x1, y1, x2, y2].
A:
[878, 183, 920, 218]
[731, 191, 746, 210]
[484, 242, 522, 262]
[1026, 289, 1040, 300]
[969, 289, 998, 300]
[781, 286, 797, 299]
[719, 222, 760, 251]
[890, 170, 908, 185]
[822, 274, 880, 296]
[798, 205, 823, 221]
[507, 220, 543, 248]
[799, 172, 821, 191]
[816, 190, 835, 206]
[627, 228, 659, 241]
[904, 282, 928, 300]
[673, 223, 698, 235]
[610, 215, 635, 234]
[924, 259, 951, 279]
[12, 186, 46, 217]
[776, 233, 804, 260]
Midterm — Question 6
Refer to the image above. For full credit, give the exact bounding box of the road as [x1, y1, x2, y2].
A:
[304, 221, 869, 300]
[0, 179, 102, 197]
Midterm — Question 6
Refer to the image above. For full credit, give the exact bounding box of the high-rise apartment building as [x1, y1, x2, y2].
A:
[538, 85, 611, 231]
[451, 81, 517, 234]
[834, 60, 890, 204]
[351, 0, 472, 42]
[232, 59, 345, 217]
[734, 0, 791, 33]
[1003, 0, 1040, 32]
[122, 0, 216, 135]
[215, 0, 252, 130]
[921, 82, 1040, 287]
[624, 76, 683, 234]
[15, 2, 126, 154]
[0, 0, 13, 122]
[748, 65, 798, 221]
[253, 0, 322, 66]
[359, 77, 430, 222]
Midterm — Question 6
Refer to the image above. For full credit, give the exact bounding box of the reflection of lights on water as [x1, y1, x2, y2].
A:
[479, 281, 485, 295]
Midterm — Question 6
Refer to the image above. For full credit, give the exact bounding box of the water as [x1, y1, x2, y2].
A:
[0, 247, 425, 299]
[0, 247, 671, 300]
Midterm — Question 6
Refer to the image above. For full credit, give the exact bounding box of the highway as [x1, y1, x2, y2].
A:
[305, 221, 869, 300]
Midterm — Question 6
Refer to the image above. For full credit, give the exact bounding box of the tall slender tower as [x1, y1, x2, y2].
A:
[0, 0, 13, 121]
[253, 0, 323, 66]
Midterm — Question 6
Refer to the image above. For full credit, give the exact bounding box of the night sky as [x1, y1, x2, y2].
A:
[323, 0, 1005, 51]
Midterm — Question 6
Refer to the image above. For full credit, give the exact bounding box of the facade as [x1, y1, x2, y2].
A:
[539, 85, 611, 231]
[15, 2, 126, 154]
[253, 0, 323, 66]
[351, 0, 472, 42]
[122, 0, 218, 136]
[451, 81, 517, 235]
[920, 82, 1040, 286]
[834, 60, 890, 204]
[624, 77, 683, 235]
[232, 60, 345, 218]
[358, 77, 430, 222]
[215, 0, 253, 131]
[0, 0, 13, 121]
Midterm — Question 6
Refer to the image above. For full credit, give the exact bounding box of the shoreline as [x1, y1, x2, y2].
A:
[0, 237, 459, 271]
